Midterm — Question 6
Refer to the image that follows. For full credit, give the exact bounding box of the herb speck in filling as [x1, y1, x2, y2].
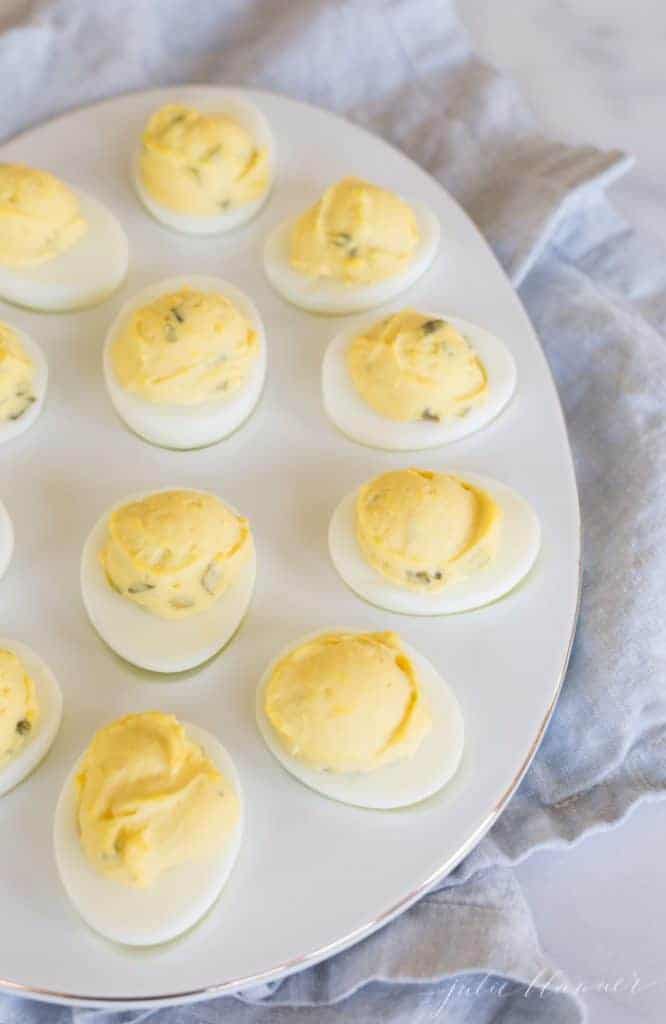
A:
[422, 319, 445, 335]
[406, 569, 443, 585]
[127, 582, 155, 595]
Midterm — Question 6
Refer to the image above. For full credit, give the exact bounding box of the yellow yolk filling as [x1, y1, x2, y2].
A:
[0, 163, 87, 267]
[264, 631, 431, 773]
[76, 712, 239, 888]
[356, 469, 500, 592]
[347, 310, 487, 422]
[112, 288, 258, 405]
[139, 104, 269, 216]
[0, 649, 39, 769]
[289, 177, 420, 285]
[0, 321, 35, 422]
[100, 490, 251, 619]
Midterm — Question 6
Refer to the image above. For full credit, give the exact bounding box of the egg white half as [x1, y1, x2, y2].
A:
[103, 275, 267, 450]
[0, 500, 13, 580]
[0, 190, 128, 313]
[328, 473, 541, 615]
[322, 312, 517, 450]
[80, 488, 256, 673]
[53, 722, 243, 946]
[0, 326, 48, 445]
[255, 631, 464, 810]
[0, 637, 63, 798]
[132, 90, 276, 235]
[263, 200, 440, 315]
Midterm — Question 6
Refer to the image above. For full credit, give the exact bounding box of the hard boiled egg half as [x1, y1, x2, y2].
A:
[0, 500, 13, 580]
[255, 629, 464, 810]
[103, 276, 266, 449]
[0, 320, 48, 444]
[322, 309, 516, 450]
[80, 488, 256, 673]
[329, 468, 541, 615]
[54, 712, 243, 945]
[132, 91, 275, 235]
[263, 177, 440, 315]
[0, 163, 128, 312]
[0, 638, 63, 798]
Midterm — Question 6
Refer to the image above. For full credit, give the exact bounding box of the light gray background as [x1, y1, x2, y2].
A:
[459, 3, 666, 1022]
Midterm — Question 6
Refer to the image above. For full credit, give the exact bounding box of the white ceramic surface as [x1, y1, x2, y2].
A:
[0, 86, 580, 1007]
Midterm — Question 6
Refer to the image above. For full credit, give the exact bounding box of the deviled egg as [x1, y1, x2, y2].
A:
[263, 177, 440, 314]
[322, 309, 516, 449]
[133, 93, 275, 235]
[256, 630, 463, 809]
[81, 488, 256, 672]
[329, 468, 541, 615]
[0, 499, 13, 580]
[103, 276, 266, 449]
[0, 163, 128, 311]
[0, 638, 63, 798]
[0, 319, 48, 443]
[54, 712, 243, 945]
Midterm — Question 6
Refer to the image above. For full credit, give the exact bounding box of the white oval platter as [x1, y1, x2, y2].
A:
[0, 86, 580, 1008]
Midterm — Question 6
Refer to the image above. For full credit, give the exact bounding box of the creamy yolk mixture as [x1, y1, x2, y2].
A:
[356, 468, 500, 592]
[264, 631, 431, 773]
[139, 104, 269, 216]
[289, 177, 420, 285]
[100, 490, 251, 619]
[112, 288, 258, 405]
[347, 310, 487, 422]
[0, 163, 87, 267]
[0, 321, 35, 422]
[0, 649, 39, 769]
[76, 712, 239, 888]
